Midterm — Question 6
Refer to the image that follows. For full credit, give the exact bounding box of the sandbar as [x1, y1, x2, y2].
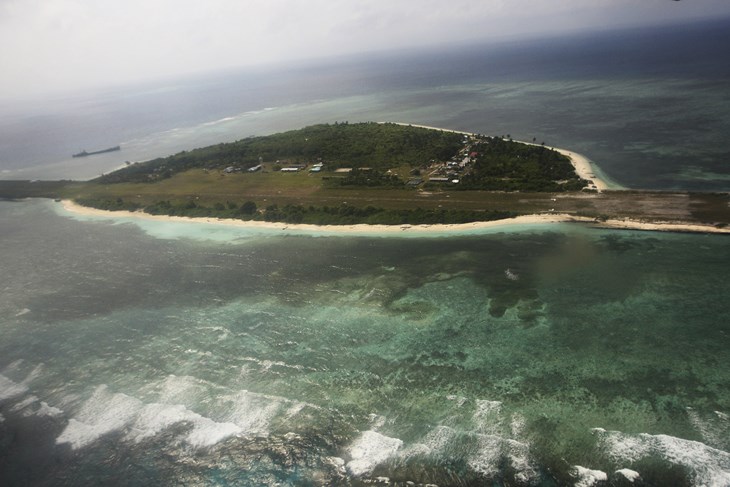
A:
[60, 200, 730, 235]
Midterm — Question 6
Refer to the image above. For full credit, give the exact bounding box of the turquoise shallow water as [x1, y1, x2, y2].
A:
[2, 19, 729, 190]
[1, 199, 729, 485]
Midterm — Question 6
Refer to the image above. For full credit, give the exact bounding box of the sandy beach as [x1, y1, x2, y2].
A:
[548, 147, 609, 191]
[386, 122, 611, 191]
[60, 200, 730, 235]
[59, 123, 726, 235]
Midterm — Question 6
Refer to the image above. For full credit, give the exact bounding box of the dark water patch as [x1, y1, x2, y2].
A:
[581, 368, 714, 415]
[626, 457, 694, 487]
[0, 407, 71, 487]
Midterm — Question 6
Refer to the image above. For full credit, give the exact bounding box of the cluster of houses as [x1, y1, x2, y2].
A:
[422, 135, 479, 185]
[220, 135, 482, 186]
[222, 161, 323, 174]
[223, 164, 262, 174]
[280, 161, 325, 172]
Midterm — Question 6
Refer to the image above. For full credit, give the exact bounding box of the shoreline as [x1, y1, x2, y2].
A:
[386, 122, 612, 191]
[60, 200, 730, 235]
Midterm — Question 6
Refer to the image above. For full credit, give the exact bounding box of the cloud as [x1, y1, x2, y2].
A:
[1, 0, 729, 98]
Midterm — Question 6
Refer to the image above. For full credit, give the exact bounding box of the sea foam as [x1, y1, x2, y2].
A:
[615, 468, 641, 482]
[351, 400, 539, 483]
[595, 428, 730, 487]
[346, 431, 404, 476]
[0, 373, 28, 401]
[56, 376, 316, 451]
[10, 395, 39, 413]
[571, 465, 608, 487]
[56, 384, 243, 449]
[57, 385, 144, 449]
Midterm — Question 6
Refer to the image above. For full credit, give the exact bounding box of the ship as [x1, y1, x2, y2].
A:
[72, 145, 121, 158]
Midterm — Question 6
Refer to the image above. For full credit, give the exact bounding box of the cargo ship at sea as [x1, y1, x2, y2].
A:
[72, 145, 120, 158]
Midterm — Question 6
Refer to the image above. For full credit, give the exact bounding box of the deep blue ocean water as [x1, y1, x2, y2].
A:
[1, 18, 729, 189]
[1, 18, 730, 487]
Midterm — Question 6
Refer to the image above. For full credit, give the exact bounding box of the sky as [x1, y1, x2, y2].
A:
[2, 0, 730, 99]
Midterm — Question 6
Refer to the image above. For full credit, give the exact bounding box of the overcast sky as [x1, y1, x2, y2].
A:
[2, 0, 730, 99]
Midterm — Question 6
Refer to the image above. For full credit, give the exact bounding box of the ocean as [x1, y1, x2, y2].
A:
[1, 18, 729, 189]
[1, 18, 730, 486]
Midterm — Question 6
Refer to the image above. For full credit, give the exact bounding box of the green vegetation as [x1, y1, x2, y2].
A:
[459, 137, 587, 191]
[75, 196, 517, 225]
[2, 123, 726, 228]
[95, 122, 587, 192]
[96, 122, 464, 184]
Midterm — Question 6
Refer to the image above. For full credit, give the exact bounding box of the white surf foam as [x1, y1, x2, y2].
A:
[126, 402, 241, 447]
[184, 416, 241, 448]
[220, 390, 284, 436]
[505, 437, 539, 484]
[1, 359, 25, 375]
[572, 465, 608, 487]
[510, 412, 527, 437]
[466, 433, 536, 482]
[126, 403, 193, 442]
[467, 434, 504, 477]
[57, 385, 144, 449]
[367, 413, 386, 430]
[399, 425, 456, 460]
[202, 116, 238, 127]
[615, 468, 641, 482]
[596, 428, 730, 487]
[0, 373, 28, 401]
[149, 374, 210, 405]
[10, 395, 38, 413]
[0, 367, 65, 418]
[401, 402, 537, 482]
[57, 384, 243, 450]
[284, 401, 307, 419]
[21, 364, 44, 385]
[142, 375, 315, 444]
[687, 407, 729, 450]
[37, 401, 64, 417]
[446, 394, 468, 407]
[346, 430, 404, 477]
[388, 410, 537, 483]
[472, 400, 503, 435]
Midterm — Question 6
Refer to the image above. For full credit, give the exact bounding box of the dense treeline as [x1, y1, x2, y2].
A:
[459, 138, 587, 191]
[96, 122, 464, 184]
[75, 197, 518, 225]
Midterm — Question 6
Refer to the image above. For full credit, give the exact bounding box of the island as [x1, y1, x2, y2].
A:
[1, 122, 728, 232]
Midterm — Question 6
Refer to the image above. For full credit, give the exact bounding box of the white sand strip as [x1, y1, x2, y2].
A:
[60, 200, 730, 235]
